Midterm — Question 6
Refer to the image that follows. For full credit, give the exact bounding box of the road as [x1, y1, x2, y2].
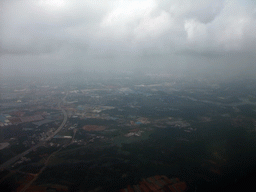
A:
[0, 96, 68, 170]
[45, 101, 67, 141]
[19, 146, 64, 192]
[20, 129, 75, 192]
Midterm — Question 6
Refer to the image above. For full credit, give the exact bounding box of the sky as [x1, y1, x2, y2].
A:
[1, 0, 256, 78]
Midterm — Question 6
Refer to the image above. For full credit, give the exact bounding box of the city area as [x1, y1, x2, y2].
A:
[1, 73, 256, 191]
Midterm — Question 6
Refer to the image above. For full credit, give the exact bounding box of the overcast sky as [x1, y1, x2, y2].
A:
[1, 0, 256, 78]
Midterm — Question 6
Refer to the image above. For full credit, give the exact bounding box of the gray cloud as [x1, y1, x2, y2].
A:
[1, 0, 256, 77]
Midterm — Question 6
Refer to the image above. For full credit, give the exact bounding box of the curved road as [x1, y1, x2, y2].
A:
[0, 96, 68, 170]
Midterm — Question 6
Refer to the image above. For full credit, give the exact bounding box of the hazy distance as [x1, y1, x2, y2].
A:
[1, 0, 256, 78]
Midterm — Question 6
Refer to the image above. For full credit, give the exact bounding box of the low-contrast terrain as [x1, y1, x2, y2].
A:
[1, 74, 256, 191]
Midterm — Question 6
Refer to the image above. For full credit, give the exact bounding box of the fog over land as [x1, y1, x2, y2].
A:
[1, 0, 256, 78]
[2, 2, 256, 191]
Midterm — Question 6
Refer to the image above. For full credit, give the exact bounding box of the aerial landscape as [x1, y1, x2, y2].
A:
[1, 0, 256, 191]
[1, 74, 256, 191]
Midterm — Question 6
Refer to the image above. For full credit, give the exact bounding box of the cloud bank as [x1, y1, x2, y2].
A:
[1, 0, 256, 76]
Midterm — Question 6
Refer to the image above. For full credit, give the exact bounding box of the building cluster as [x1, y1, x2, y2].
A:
[0, 114, 11, 126]
[120, 176, 187, 192]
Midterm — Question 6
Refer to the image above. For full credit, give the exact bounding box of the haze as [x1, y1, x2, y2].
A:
[1, 0, 256, 78]
[2, 1, 256, 191]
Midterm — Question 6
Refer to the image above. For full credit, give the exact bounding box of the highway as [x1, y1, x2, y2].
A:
[0, 96, 68, 170]
[45, 100, 67, 141]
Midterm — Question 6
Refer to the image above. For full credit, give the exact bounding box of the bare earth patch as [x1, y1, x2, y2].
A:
[82, 125, 106, 131]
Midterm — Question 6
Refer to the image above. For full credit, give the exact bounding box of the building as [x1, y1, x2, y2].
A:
[120, 176, 187, 192]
